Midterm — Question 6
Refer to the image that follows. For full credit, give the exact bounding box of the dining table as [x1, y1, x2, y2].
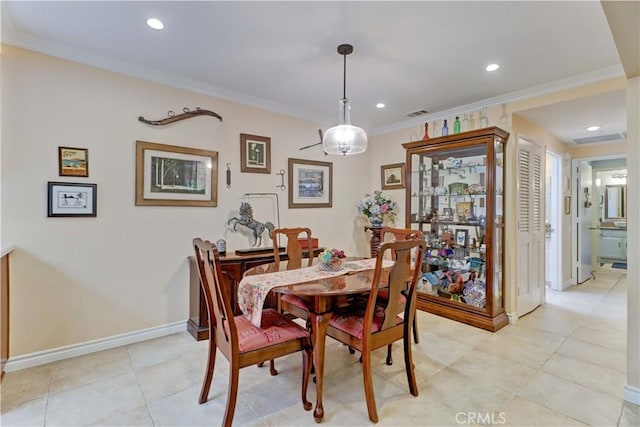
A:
[240, 258, 394, 423]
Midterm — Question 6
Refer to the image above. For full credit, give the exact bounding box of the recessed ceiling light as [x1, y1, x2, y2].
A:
[376, 103, 386, 109]
[147, 18, 164, 30]
[486, 63, 500, 72]
[586, 125, 600, 131]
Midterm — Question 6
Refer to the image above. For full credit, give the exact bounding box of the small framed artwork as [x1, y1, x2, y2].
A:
[455, 229, 469, 247]
[288, 158, 332, 208]
[441, 207, 453, 220]
[135, 140, 218, 207]
[240, 133, 271, 174]
[47, 181, 97, 217]
[381, 163, 405, 190]
[58, 146, 89, 177]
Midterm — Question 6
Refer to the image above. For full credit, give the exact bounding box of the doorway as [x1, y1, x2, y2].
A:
[571, 155, 627, 285]
[545, 151, 562, 290]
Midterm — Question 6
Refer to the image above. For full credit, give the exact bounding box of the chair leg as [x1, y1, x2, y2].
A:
[386, 344, 393, 365]
[222, 361, 240, 427]
[269, 359, 278, 376]
[361, 345, 379, 423]
[198, 337, 217, 404]
[403, 334, 418, 397]
[412, 316, 419, 344]
[301, 346, 313, 411]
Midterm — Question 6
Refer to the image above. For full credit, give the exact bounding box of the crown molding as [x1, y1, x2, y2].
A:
[371, 65, 625, 136]
[1, 28, 327, 126]
[2, 23, 624, 136]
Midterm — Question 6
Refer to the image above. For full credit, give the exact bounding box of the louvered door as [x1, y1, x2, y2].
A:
[517, 137, 544, 317]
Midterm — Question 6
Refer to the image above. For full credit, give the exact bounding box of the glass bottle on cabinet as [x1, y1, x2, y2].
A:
[402, 127, 509, 331]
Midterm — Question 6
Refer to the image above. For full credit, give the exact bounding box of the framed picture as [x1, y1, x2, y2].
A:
[58, 146, 89, 177]
[47, 182, 97, 217]
[441, 207, 453, 220]
[288, 158, 332, 208]
[381, 163, 405, 190]
[455, 229, 469, 247]
[135, 140, 218, 207]
[240, 133, 271, 174]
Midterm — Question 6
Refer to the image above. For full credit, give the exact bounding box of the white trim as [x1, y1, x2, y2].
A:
[4, 321, 187, 372]
[1, 24, 624, 136]
[373, 65, 625, 135]
[561, 279, 574, 291]
[506, 312, 518, 324]
[624, 384, 640, 405]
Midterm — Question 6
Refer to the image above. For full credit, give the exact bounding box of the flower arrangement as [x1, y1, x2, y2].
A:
[357, 190, 398, 225]
[319, 248, 346, 271]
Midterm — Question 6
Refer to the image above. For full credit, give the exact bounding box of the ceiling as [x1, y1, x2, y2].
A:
[1, 1, 627, 142]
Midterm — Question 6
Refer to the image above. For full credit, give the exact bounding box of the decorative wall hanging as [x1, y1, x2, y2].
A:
[58, 147, 89, 177]
[138, 107, 222, 126]
[380, 163, 405, 190]
[240, 133, 271, 174]
[47, 182, 97, 217]
[299, 129, 327, 155]
[135, 140, 218, 207]
[276, 169, 286, 191]
[288, 158, 332, 208]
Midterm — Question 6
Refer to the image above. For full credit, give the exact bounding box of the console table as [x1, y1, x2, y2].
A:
[187, 248, 323, 340]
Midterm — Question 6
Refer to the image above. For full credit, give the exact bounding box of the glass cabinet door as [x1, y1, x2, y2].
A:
[411, 144, 490, 311]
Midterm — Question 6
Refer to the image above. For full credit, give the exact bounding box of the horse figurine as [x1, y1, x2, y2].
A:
[227, 202, 275, 247]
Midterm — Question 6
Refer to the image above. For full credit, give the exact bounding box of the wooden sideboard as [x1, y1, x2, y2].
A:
[187, 248, 322, 341]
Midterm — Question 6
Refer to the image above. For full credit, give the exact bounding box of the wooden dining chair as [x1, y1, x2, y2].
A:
[272, 227, 315, 321]
[326, 239, 425, 423]
[193, 238, 313, 427]
[380, 227, 424, 343]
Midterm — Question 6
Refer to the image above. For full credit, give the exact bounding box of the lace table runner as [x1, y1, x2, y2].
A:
[238, 258, 394, 327]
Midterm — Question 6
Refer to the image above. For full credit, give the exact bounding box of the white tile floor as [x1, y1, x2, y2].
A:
[1, 265, 638, 426]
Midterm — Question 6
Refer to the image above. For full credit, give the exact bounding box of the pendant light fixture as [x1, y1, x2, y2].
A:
[322, 44, 368, 156]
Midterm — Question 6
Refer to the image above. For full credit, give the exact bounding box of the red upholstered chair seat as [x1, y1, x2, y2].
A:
[329, 306, 402, 340]
[375, 290, 406, 307]
[229, 308, 310, 353]
[280, 294, 310, 311]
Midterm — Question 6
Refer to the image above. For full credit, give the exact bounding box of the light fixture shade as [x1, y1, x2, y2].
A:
[323, 98, 368, 155]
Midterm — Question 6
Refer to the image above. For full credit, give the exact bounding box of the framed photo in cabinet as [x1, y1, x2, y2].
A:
[455, 229, 468, 247]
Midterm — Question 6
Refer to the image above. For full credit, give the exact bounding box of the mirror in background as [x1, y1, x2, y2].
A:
[605, 184, 626, 219]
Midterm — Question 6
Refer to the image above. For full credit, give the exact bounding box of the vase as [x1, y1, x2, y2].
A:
[319, 258, 343, 272]
[369, 218, 383, 227]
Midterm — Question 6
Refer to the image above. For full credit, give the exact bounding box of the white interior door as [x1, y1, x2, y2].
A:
[517, 137, 545, 316]
[576, 161, 594, 283]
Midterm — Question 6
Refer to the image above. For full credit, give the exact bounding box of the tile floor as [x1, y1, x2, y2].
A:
[1, 266, 638, 426]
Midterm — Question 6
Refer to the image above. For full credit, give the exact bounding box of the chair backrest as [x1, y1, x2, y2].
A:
[381, 227, 424, 260]
[272, 227, 314, 270]
[193, 238, 237, 357]
[366, 239, 425, 332]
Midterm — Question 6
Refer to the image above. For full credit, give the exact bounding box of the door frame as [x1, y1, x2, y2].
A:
[546, 150, 563, 291]
[570, 154, 627, 285]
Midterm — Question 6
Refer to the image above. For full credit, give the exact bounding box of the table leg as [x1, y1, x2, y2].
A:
[309, 311, 332, 423]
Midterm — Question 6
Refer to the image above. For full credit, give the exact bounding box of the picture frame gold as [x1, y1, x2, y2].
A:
[135, 140, 218, 207]
[381, 163, 405, 190]
[240, 133, 271, 174]
[288, 158, 332, 208]
[58, 146, 89, 177]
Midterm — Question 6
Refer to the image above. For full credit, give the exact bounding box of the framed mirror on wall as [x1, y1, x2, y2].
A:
[605, 184, 626, 219]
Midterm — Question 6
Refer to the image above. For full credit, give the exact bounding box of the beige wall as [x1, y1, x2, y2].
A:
[1, 46, 375, 355]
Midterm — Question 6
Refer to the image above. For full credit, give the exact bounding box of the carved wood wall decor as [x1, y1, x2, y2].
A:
[138, 107, 222, 126]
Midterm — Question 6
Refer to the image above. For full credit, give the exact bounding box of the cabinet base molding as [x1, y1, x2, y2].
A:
[417, 300, 508, 332]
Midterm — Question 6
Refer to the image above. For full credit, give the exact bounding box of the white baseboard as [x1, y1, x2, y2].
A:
[507, 312, 518, 324]
[561, 279, 574, 291]
[624, 384, 640, 405]
[5, 320, 187, 372]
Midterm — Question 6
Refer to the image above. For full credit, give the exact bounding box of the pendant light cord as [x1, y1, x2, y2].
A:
[342, 51, 347, 100]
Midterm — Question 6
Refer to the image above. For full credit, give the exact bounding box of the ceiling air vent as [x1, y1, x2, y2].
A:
[406, 109, 429, 118]
[572, 133, 626, 145]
